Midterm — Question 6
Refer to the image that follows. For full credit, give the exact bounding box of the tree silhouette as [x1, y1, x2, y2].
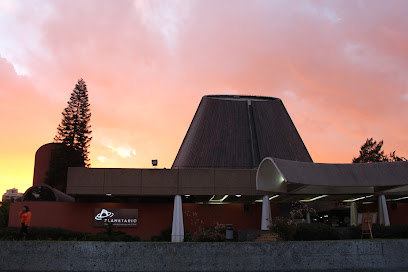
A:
[45, 79, 92, 192]
[353, 138, 406, 163]
[54, 78, 92, 166]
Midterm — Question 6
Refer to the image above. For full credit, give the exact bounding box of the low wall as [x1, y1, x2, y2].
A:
[1, 240, 407, 272]
[9, 202, 268, 240]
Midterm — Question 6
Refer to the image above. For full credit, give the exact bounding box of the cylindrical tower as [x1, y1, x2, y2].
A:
[32, 143, 63, 186]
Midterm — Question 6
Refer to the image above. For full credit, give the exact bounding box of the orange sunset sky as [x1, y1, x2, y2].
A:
[1, 0, 407, 197]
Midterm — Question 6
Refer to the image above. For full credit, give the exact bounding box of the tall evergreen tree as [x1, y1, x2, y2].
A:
[45, 79, 92, 192]
[54, 78, 92, 166]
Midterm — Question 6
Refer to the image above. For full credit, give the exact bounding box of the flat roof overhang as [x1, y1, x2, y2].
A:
[67, 159, 408, 205]
[67, 168, 271, 197]
[256, 157, 408, 195]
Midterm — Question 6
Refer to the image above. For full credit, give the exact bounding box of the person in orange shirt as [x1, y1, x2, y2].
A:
[19, 206, 31, 239]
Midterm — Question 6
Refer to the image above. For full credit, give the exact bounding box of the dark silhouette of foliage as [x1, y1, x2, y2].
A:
[45, 79, 92, 192]
[0, 200, 10, 228]
[353, 138, 406, 163]
[293, 223, 341, 241]
[54, 78, 92, 166]
[387, 150, 407, 162]
[0, 227, 141, 241]
[269, 201, 317, 241]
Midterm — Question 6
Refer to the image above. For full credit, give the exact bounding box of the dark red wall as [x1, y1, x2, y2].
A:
[356, 202, 408, 225]
[10, 202, 173, 239]
[388, 203, 408, 225]
[9, 202, 275, 239]
[33, 143, 62, 186]
[11, 201, 405, 240]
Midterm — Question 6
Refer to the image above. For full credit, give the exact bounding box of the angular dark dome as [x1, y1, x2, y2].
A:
[172, 95, 312, 169]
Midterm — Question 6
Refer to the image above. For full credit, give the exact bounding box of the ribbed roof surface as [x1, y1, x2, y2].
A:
[172, 95, 312, 169]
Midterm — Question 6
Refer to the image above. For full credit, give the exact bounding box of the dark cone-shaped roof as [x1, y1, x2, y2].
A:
[172, 95, 312, 169]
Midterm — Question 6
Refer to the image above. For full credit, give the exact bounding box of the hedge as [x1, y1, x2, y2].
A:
[0, 227, 141, 242]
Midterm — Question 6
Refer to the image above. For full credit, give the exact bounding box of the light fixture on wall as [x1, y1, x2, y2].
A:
[343, 195, 373, 202]
[300, 195, 328, 202]
[152, 160, 158, 166]
[269, 195, 279, 200]
[209, 195, 229, 203]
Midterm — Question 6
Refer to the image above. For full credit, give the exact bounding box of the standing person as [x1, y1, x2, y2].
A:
[19, 206, 31, 240]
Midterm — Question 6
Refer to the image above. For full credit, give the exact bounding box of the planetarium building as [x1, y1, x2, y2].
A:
[9, 95, 408, 241]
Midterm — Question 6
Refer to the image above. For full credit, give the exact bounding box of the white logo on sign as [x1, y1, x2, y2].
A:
[95, 209, 114, 220]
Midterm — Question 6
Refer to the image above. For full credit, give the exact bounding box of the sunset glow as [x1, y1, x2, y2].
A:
[1, 0, 407, 196]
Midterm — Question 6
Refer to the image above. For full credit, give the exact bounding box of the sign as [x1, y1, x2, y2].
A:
[94, 208, 138, 228]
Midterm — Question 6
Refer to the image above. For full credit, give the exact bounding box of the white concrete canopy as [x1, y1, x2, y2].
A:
[171, 195, 184, 242]
[257, 157, 408, 195]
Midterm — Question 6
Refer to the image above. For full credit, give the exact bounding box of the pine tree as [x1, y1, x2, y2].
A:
[54, 78, 92, 166]
[353, 138, 407, 163]
[45, 79, 92, 192]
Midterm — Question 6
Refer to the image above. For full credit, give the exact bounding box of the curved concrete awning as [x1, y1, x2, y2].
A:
[23, 184, 75, 202]
[256, 158, 408, 195]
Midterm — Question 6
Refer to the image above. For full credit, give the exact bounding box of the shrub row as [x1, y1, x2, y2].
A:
[2, 224, 407, 242]
[149, 227, 227, 242]
[293, 223, 342, 241]
[270, 222, 342, 241]
[272, 223, 408, 241]
[0, 227, 141, 242]
[349, 224, 408, 239]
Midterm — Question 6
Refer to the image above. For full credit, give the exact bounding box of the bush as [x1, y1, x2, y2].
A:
[150, 227, 172, 242]
[293, 223, 341, 241]
[349, 226, 362, 239]
[343, 224, 408, 239]
[0, 227, 84, 241]
[85, 230, 141, 242]
[0, 201, 10, 228]
[0, 200, 10, 228]
[0, 227, 19, 240]
[159, 227, 172, 241]
[0, 227, 141, 242]
[269, 201, 319, 241]
[184, 211, 226, 242]
[353, 224, 408, 239]
[31, 227, 87, 241]
[184, 231, 193, 242]
[385, 225, 408, 238]
[150, 228, 195, 242]
[150, 235, 162, 242]
[192, 224, 226, 242]
[269, 217, 296, 241]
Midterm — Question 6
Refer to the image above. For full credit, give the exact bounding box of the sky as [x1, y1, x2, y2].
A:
[0, 0, 407, 197]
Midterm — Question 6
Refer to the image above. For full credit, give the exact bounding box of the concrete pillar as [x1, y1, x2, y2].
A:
[350, 202, 358, 226]
[261, 195, 272, 230]
[171, 195, 184, 242]
[306, 213, 311, 224]
[378, 195, 390, 226]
